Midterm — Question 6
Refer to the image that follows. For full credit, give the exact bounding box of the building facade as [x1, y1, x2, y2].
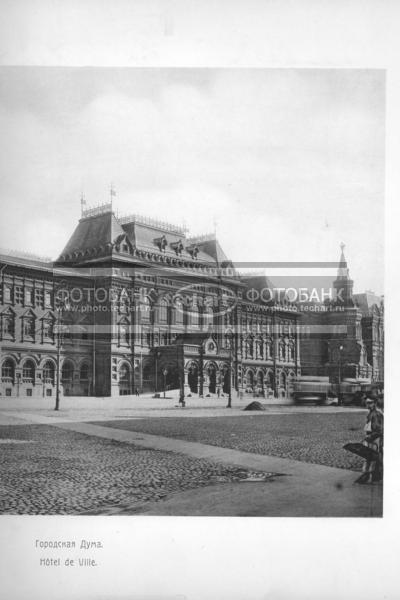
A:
[0, 205, 302, 400]
[299, 245, 384, 385]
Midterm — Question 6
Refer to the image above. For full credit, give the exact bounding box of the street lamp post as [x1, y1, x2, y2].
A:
[199, 342, 204, 398]
[140, 352, 143, 394]
[54, 317, 61, 411]
[163, 368, 168, 398]
[54, 282, 70, 411]
[226, 335, 233, 408]
[154, 350, 161, 395]
[272, 313, 277, 398]
[338, 344, 344, 406]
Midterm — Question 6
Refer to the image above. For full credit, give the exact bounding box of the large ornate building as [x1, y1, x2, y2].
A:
[0, 204, 302, 399]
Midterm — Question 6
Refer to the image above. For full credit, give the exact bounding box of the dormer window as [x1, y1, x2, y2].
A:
[43, 318, 54, 340]
[171, 240, 184, 255]
[2, 312, 15, 337]
[154, 235, 168, 252]
[187, 244, 199, 259]
[23, 316, 35, 338]
[122, 243, 129, 253]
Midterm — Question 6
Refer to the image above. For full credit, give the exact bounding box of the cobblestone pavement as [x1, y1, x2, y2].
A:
[0, 424, 265, 515]
[92, 412, 367, 471]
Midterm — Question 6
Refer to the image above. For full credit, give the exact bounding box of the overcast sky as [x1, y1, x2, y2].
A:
[0, 67, 384, 294]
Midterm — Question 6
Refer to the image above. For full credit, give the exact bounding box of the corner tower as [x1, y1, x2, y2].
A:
[333, 243, 354, 306]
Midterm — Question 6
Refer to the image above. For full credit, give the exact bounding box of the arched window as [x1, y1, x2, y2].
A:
[140, 296, 151, 323]
[80, 363, 89, 380]
[257, 371, 264, 387]
[189, 304, 199, 329]
[267, 371, 274, 388]
[188, 362, 199, 393]
[159, 298, 169, 324]
[43, 361, 55, 383]
[1, 359, 15, 380]
[224, 330, 233, 349]
[280, 372, 286, 388]
[247, 370, 254, 387]
[289, 343, 295, 361]
[203, 305, 213, 329]
[175, 298, 184, 325]
[61, 361, 74, 381]
[119, 363, 130, 382]
[23, 360, 35, 381]
[119, 322, 130, 345]
[143, 363, 152, 383]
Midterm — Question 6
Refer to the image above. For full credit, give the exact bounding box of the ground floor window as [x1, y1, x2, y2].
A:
[2, 359, 14, 380]
[46, 388, 52, 396]
[26, 389, 33, 396]
[43, 361, 55, 384]
[6, 388, 11, 396]
[23, 360, 35, 381]
[80, 363, 89, 381]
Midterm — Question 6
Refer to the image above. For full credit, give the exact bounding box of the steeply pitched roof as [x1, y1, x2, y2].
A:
[57, 209, 235, 271]
[120, 221, 223, 265]
[189, 237, 230, 266]
[58, 211, 125, 258]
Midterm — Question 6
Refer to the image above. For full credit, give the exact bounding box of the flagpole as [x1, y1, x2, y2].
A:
[80, 191, 86, 217]
[110, 182, 116, 211]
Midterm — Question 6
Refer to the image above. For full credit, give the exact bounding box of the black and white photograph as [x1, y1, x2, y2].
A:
[0, 2, 398, 599]
[0, 66, 384, 517]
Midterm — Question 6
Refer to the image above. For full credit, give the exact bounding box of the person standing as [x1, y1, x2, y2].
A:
[356, 396, 383, 484]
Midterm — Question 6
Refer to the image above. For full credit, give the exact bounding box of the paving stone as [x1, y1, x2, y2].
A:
[93, 412, 366, 471]
[0, 423, 262, 515]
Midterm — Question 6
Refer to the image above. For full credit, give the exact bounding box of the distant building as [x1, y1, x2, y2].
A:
[299, 245, 384, 384]
[0, 204, 302, 399]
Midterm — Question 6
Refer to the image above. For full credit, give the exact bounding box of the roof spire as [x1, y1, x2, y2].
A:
[337, 241, 349, 279]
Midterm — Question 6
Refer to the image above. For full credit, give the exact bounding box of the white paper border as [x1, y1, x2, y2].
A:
[0, 1, 399, 599]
